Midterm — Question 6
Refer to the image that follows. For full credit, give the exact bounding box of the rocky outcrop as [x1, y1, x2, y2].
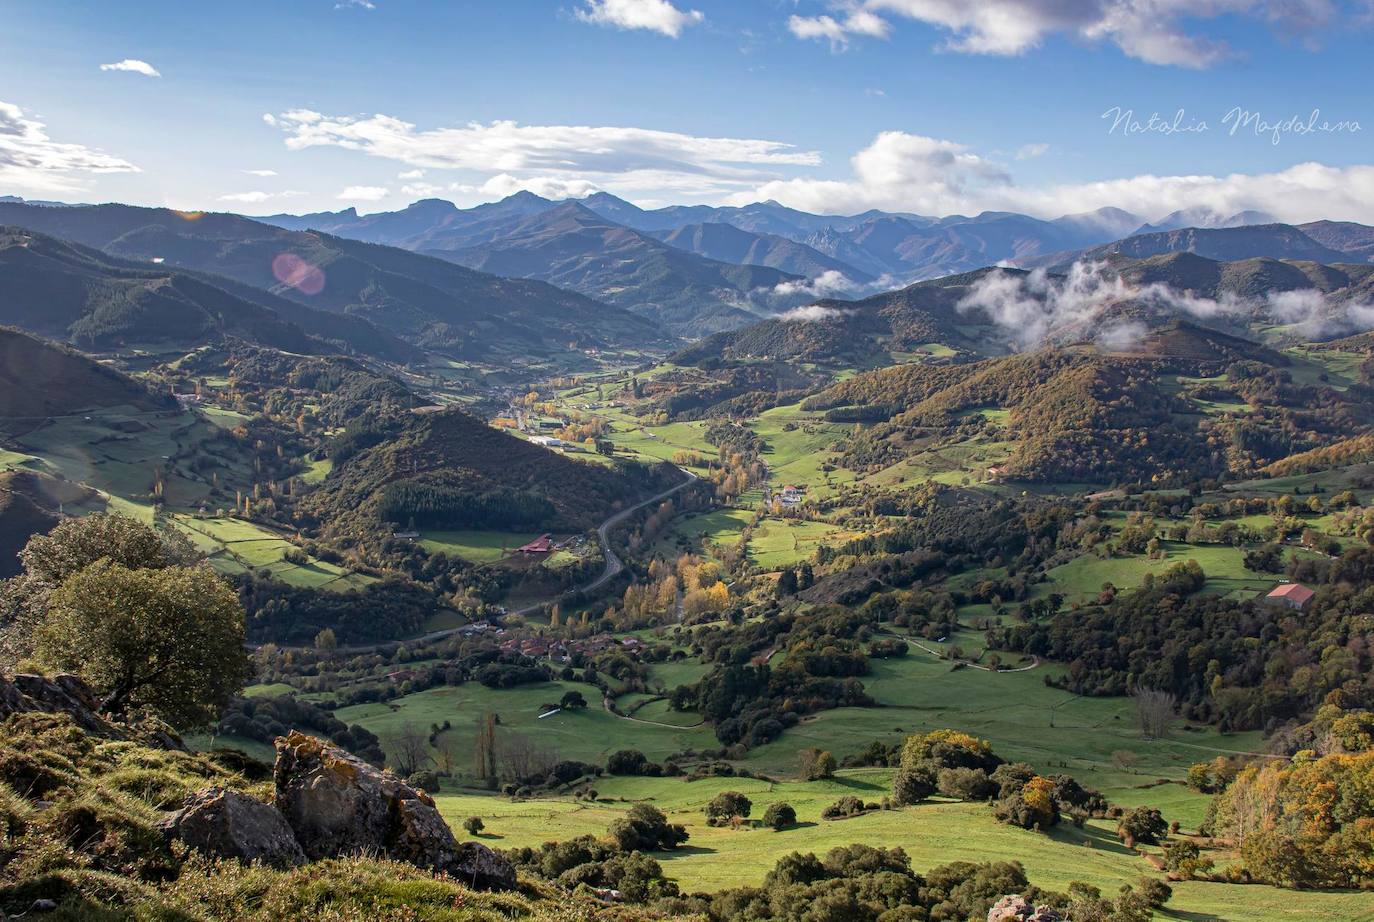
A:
[159, 786, 305, 868]
[273, 731, 515, 889]
[0, 673, 120, 736]
[988, 895, 1062, 922]
[449, 840, 518, 891]
[0, 673, 184, 750]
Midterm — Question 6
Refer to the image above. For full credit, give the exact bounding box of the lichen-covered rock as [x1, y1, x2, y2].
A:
[273, 731, 515, 889]
[2, 673, 118, 736]
[450, 840, 518, 891]
[988, 894, 1062, 922]
[159, 786, 305, 868]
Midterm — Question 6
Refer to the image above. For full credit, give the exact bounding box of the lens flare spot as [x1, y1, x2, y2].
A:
[272, 252, 326, 296]
[173, 210, 205, 222]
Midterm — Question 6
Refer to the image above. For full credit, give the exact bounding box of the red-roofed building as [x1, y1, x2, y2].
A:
[517, 534, 553, 555]
[1265, 582, 1315, 612]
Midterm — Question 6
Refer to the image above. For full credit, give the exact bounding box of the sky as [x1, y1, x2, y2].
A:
[2, 0, 1373, 223]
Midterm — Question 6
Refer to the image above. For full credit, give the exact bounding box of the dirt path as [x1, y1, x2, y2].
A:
[601, 693, 705, 729]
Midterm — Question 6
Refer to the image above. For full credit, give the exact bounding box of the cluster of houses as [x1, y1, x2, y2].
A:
[498, 632, 647, 664]
[528, 435, 586, 453]
[763, 483, 805, 508]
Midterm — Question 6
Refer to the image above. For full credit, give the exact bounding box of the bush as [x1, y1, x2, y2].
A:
[1117, 805, 1167, 846]
[463, 816, 484, 835]
[892, 762, 936, 805]
[406, 770, 439, 793]
[607, 749, 649, 775]
[607, 804, 688, 851]
[704, 791, 752, 826]
[762, 802, 796, 830]
[937, 767, 997, 801]
[820, 795, 866, 820]
[798, 748, 836, 781]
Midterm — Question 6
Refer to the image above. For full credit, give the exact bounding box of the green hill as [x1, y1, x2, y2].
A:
[0, 326, 172, 418]
[0, 202, 673, 361]
[300, 408, 680, 541]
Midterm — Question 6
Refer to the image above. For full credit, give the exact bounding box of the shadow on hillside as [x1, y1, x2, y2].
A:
[1158, 911, 1223, 921]
[1046, 822, 1134, 856]
[657, 845, 717, 859]
[829, 775, 887, 793]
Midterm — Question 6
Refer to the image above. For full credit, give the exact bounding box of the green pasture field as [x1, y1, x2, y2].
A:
[653, 507, 754, 557]
[431, 773, 1371, 919]
[11, 408, 254, 512]
[1224, 465, 1374, 498]
[1283, 347, 1364, 390]
[419, 529, 541, 564]
[1036, 541, 1297, 604]
[170, 514, 373, 591]
[748, 403, 856, 497]
[747, 518, 846, 569]
[740, 653, 1268, 830]
[335, 681, 717, 770]
[299, 457, 333, 485]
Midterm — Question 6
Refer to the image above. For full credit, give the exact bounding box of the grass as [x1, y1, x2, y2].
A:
[431, 772, 1373, 920]
[419, 529, 541, 564]
[747, 518, 846, 569]
[335, 681, 716, 769]
[738, 653, 1264, 830]
[1038, 542, 1293, 604]
[654, 508, 753, 557]
[748, 403, 856, 498]
[171, 514, 374, 591]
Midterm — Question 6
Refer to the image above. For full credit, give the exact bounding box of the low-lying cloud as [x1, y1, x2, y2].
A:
[957, 261, 1374, 349]
[777, 303, 854, 323]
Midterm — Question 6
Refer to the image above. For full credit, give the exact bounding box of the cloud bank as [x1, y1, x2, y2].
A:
[956, 261, 1374, 349]
[737, 130, 1374, 224]
[0, 101, 138, 194]
[789, 1, 1343, 68]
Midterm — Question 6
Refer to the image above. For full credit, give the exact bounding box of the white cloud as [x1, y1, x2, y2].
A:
[1015, 142, 1049, 160]
[218, 190, 305, 204]
[576, 0, 703, 38]
[99, 59, 161, 77]
[457, 173, 601, 200]
[266, 110, 818, 203]
[336, 185, 389, 202]
[401, 182, 444, 197]
[335, 0, 376, 9]
[0, 100, 138, 194]
[773, 270, 866, 299]
[789, 1, 1342, 67]
[954, 262, 1374, 350]
[778, 303, 854, 322]
[242, 169, 278, 177]
[397, 168, 425, 180]
[789, 5, 890, 49]
[737, 129, 1374, 225]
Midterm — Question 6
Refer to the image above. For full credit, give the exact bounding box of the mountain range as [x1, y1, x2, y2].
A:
[677, 250, 1374, 368]
[0, 201, 670, 362]
[260, 193, 1374, 335]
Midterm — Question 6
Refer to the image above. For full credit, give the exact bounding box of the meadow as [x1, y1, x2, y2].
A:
[431, 772, 1373, 920]
[419, 529, 542, 563]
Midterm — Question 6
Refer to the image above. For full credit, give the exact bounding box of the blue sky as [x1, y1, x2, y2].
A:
[2, 0, 1371, 222]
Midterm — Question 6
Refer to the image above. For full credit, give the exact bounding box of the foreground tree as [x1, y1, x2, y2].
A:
[1, 514, 199, 667]
[33, 560, 249, 727]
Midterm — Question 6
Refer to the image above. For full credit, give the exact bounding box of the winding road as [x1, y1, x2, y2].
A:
[293, 467, 698, 654]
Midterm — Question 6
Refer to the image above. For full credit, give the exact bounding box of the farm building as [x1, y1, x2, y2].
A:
[1265, 582, 1315, 611]
[517, 534, 553, 555]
